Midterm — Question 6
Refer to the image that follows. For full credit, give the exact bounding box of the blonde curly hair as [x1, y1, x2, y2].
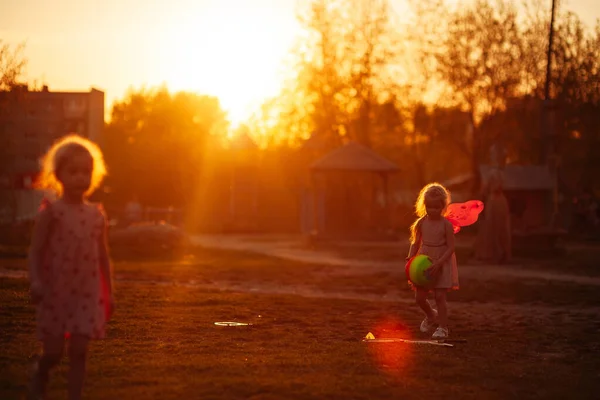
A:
[409, 182, 451, 243]
[34, 134, 107, 198]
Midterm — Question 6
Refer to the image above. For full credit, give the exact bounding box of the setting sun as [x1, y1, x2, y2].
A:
[0, 0, 300, 128]
[149, 2, 299, 126]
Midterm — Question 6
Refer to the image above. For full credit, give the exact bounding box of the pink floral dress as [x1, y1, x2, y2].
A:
[36, 199, 110, 340]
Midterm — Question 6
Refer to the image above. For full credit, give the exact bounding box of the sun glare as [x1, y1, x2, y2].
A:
[154, 3, 298, 128]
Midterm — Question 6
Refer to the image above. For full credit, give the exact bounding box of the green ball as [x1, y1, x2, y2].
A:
[408, 255, 433, 287]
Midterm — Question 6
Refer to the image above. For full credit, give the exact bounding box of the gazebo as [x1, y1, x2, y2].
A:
[303, 141, 399, 238]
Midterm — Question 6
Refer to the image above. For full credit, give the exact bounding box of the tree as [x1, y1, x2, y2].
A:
[247, 1, 348, 149]
[254, 0, 600, 196]
[0, 40, 26, 90]
[406, 1, 558, 191]
[0, 40, 27, 222]
[549, 13, 600, 190]
[290, 0, 349, 147]
[343, 0, 403, 147]
[251, 0, 404, 150]
[447, 2, 523, 113]
[396, 102, 474, 187]
[432, 0, 526, 190]
[103, 86, 228, 210]
[423, 1, 600, 192]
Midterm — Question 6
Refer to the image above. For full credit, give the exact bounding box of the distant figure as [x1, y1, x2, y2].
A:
[406, 183, 458, 340]
[28, 135, 115, 400]
[125, 195, 143, 226]
[475, 169, 512, 263]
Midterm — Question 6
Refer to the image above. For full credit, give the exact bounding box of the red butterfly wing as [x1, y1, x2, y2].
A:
[446, 200, 484, 234]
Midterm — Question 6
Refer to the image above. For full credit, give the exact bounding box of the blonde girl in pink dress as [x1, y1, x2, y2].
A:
[406, 183, 458, 339]
[28, 135, 114, 400]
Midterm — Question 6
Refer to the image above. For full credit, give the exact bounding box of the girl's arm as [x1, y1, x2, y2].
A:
[28, 208, 52, 299]
[406, 225, 422, 260]
[435, 219, 456, 265]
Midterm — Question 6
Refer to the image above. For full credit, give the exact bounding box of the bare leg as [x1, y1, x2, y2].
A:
[434, 289, 448, 328]
[415, 288, 436, 319]
[68, 335, 89, 400]
[32, 336, 65, 397]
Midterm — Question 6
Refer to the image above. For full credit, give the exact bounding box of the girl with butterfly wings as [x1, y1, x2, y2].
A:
[406, 183, 484, 339]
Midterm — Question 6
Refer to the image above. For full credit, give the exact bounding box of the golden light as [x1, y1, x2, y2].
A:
[153, 3, 299, 128]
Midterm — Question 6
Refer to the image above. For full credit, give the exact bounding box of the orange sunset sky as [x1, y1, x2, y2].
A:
[1, 0, 599, 127]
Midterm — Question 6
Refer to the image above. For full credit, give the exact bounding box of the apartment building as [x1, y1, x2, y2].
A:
[0, 85, 104, 220]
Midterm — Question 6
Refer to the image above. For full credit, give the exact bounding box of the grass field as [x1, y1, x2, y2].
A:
[1, 244, 600, 399]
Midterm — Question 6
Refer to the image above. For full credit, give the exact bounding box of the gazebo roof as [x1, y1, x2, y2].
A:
[310, 141, 399, 173]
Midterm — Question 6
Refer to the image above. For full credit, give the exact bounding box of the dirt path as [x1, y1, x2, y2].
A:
[190, 235, 600, 286]
[4, 268, 598, 320]
[4, 234, 597, 322]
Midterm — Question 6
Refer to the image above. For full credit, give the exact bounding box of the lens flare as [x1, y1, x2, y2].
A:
[365, 317, 414, 377]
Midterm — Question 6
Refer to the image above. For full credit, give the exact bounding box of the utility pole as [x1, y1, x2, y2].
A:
[543, 0, 557, 163]
[544, 0, 557, 107]
[543, 0, 559, 227]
